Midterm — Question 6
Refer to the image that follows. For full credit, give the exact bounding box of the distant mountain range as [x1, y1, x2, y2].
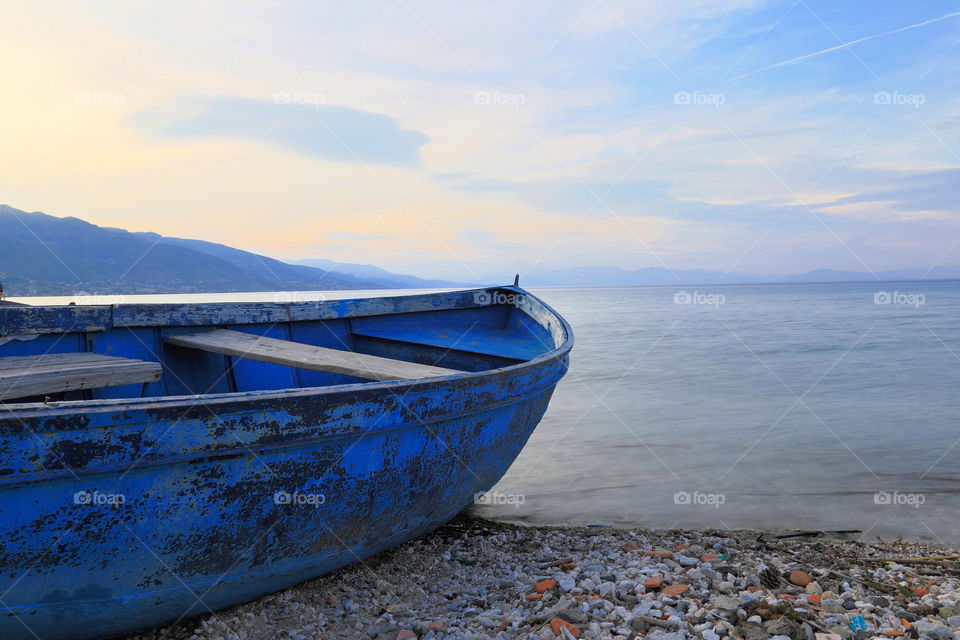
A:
[481, 264, 960, 287]
[0, 205, 462, 295]
[1, 204, 957, 297]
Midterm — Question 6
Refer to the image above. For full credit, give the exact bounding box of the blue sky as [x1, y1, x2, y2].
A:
[1, 0, 958, 279]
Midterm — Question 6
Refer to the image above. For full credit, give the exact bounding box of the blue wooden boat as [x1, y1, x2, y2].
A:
[0, 285, 572, 640]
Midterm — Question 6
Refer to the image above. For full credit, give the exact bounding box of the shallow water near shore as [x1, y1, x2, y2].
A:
[474, 280, 960, 544]
[14, 280, 960, 543]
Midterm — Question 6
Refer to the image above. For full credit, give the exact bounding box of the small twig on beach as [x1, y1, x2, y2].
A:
[788, 612, 831, 633]
[636, 615, 679, 630]
[772, 531, 824, 539]
[532, 620, 551, 636]
[772, 529, 862, 539]
[537, 558, 574, 569]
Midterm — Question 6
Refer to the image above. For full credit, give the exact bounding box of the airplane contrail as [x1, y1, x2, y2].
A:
[728, 10, 960, 81]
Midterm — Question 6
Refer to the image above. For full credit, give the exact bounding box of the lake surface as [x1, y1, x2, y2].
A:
[474, 281, 960, 543]
[12, 281, 960, 542]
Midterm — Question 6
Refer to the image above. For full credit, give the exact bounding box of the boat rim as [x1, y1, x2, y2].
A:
[0, 286, 573, 416]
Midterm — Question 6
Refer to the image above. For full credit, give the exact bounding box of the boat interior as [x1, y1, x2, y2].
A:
[0, 291, 557, 405]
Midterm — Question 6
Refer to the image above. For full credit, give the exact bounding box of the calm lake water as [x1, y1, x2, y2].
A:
[12, 281, 960, 542]
[475, 281, 960, 544]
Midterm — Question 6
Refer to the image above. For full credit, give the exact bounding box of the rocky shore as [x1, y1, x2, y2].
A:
[126, 517, 960, 640]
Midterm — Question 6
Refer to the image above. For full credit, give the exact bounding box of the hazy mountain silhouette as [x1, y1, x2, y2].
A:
[0, 205, 391, 295]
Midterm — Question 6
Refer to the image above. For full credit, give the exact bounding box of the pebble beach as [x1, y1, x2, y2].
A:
[125, 517, 960, 640]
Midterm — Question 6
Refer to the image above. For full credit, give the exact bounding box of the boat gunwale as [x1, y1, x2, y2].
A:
[0, 286, 573, 418]
[0, 287, 544, 332]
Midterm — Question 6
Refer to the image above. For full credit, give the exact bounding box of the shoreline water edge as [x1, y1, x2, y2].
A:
[123, 516, 960, 640]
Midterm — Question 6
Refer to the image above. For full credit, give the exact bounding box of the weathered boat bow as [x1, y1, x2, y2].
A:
[0, 286, 571, 640]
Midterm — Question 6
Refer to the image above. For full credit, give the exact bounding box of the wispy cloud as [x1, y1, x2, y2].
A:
[729, 10, 960, 81]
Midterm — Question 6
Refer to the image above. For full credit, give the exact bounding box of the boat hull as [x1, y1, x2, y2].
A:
[0, 352, 567, 640]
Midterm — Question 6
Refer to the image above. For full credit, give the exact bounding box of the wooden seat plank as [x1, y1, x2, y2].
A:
[0, 353, 162, 401]
[164, 329, 462, 382]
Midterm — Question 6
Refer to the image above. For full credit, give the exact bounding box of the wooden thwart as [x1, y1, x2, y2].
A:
[0, 352, 162, 401]
[164, 329, 462, 382]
